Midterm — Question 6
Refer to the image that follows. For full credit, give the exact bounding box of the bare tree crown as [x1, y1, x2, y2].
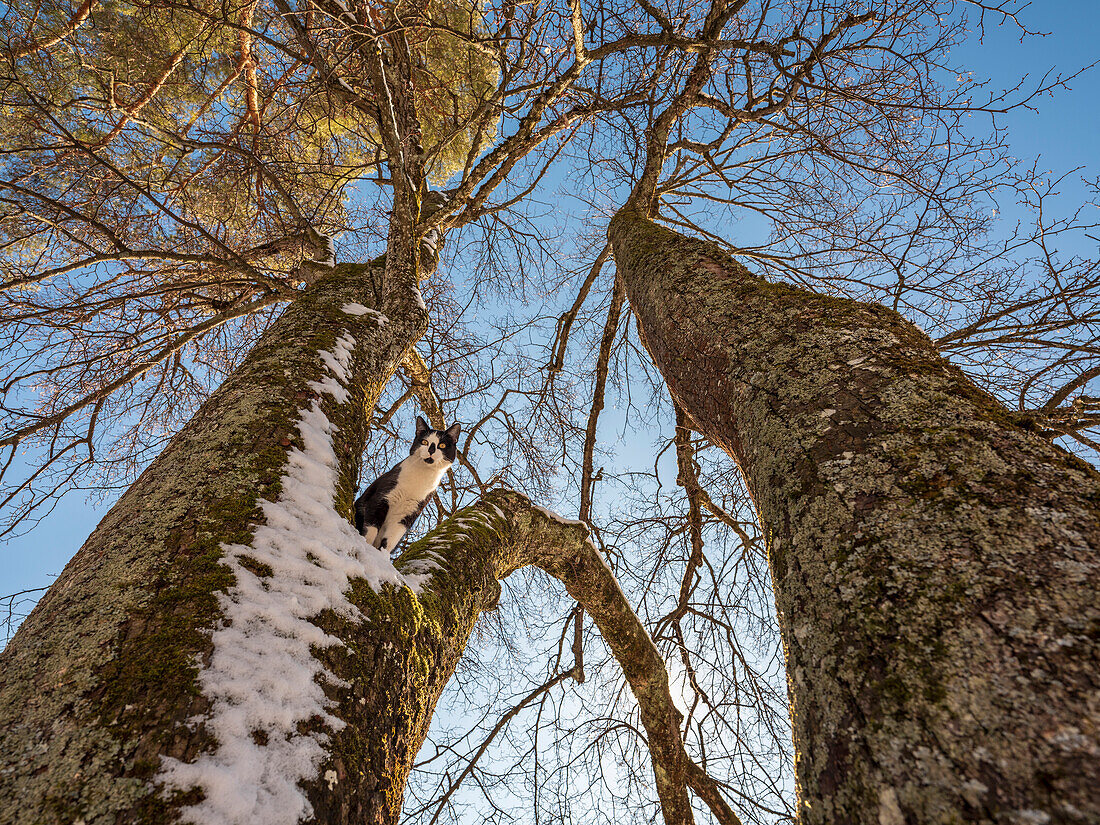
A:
[1, 1, 1097, 822]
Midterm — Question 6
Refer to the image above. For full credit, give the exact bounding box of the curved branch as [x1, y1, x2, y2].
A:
[416, 490, 749, 824]
[4, 0, 95, 60]
[377, 489, 752, 825]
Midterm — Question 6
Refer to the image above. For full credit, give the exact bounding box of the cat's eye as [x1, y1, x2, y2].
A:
[421, 440, 428, 445]
[440, 442, 448, 448]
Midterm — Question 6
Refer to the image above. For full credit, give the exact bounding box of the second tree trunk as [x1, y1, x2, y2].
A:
[609, 206, 1100, 825]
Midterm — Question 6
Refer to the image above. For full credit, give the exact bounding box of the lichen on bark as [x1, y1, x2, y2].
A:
[291, 488, 711, 825]
[609, 205, 1100, 824]
[0, 261, 425, 824]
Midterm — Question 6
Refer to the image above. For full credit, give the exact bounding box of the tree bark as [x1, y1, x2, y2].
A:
[0, 248, 704, 824]
[0, 261, 426, 824]
[608, 205, 1100, 825]
[309, 488, 707, 825]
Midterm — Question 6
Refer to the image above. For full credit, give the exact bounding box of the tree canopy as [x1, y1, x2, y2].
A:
[2, 0, 1098, 823]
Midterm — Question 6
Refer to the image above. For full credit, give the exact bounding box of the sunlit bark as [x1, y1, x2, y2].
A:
[609, 205, 1100, 824]
[0, 261, 425, 823]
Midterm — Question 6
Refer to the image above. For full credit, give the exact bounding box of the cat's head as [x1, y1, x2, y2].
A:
[409, 416, 461, 467]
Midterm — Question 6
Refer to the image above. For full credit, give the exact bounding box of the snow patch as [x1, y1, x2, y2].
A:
[340, 303, 388, 327]
[421, 227, 442, 254]
[158, 334, 403, 825]
[401, 557, 444, 594]
[310, 332, 355, 403]
[316, 332, 355, 380]
[403, 572, 433, 594]
[530, 503, 587, 528]
[309, 375, 348, 403]
[313, 234, 336, 268]
[330, 331, 355, 372]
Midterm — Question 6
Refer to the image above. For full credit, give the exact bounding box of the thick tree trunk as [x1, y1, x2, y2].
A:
[0, 250, 701, 824]
[609, 206, 1100, 825]
[0, 262, 426, 824]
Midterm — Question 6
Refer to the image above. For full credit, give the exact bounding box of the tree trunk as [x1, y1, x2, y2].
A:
[0, 262, 425, 824]
[608, 205, 1100, 825]
[0, 248, 701, 825]
[311, 488, 697, 825]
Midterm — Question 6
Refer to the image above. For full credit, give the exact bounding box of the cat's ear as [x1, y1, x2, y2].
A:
[415, 415, 430, 436]
[445, 422, 462, 440]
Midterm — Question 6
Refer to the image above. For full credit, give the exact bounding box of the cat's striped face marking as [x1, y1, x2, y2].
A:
[410, 416, 461, 467]
[415, 432, 448, 466]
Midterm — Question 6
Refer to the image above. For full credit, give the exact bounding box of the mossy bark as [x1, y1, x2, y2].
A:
[305, 489, 698, 825]
[301, 490, 555, 824]
[609, 206, 1100, 825]
[0, 262, 425, 824]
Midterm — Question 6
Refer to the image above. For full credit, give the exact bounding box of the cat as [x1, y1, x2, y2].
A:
[354, 416, 461, 553]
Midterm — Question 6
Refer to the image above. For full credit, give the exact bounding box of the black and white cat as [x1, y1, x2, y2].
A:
[354, 416, 461, 552]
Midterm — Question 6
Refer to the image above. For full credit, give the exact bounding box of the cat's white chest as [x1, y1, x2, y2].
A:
[388, 459, 444, 516]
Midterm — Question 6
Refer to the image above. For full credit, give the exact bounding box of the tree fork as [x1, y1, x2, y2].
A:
[318, 488, 738, 825]
[0, 257, 728, 825]
[608, 205, 1100, 824]
[0, 261, 426, 824]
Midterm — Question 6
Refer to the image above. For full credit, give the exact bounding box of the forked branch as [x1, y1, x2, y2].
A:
[410, 490, 746, 825]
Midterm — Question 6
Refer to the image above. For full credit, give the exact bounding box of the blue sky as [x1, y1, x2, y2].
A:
[953, 0, 1099, 219]
[4, 1, 1100, 632]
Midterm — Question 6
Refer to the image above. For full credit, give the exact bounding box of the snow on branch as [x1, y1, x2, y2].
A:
[400, 490, 742, 825]
[312, 234, 336, 268]
[341, 303, 388, 325]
